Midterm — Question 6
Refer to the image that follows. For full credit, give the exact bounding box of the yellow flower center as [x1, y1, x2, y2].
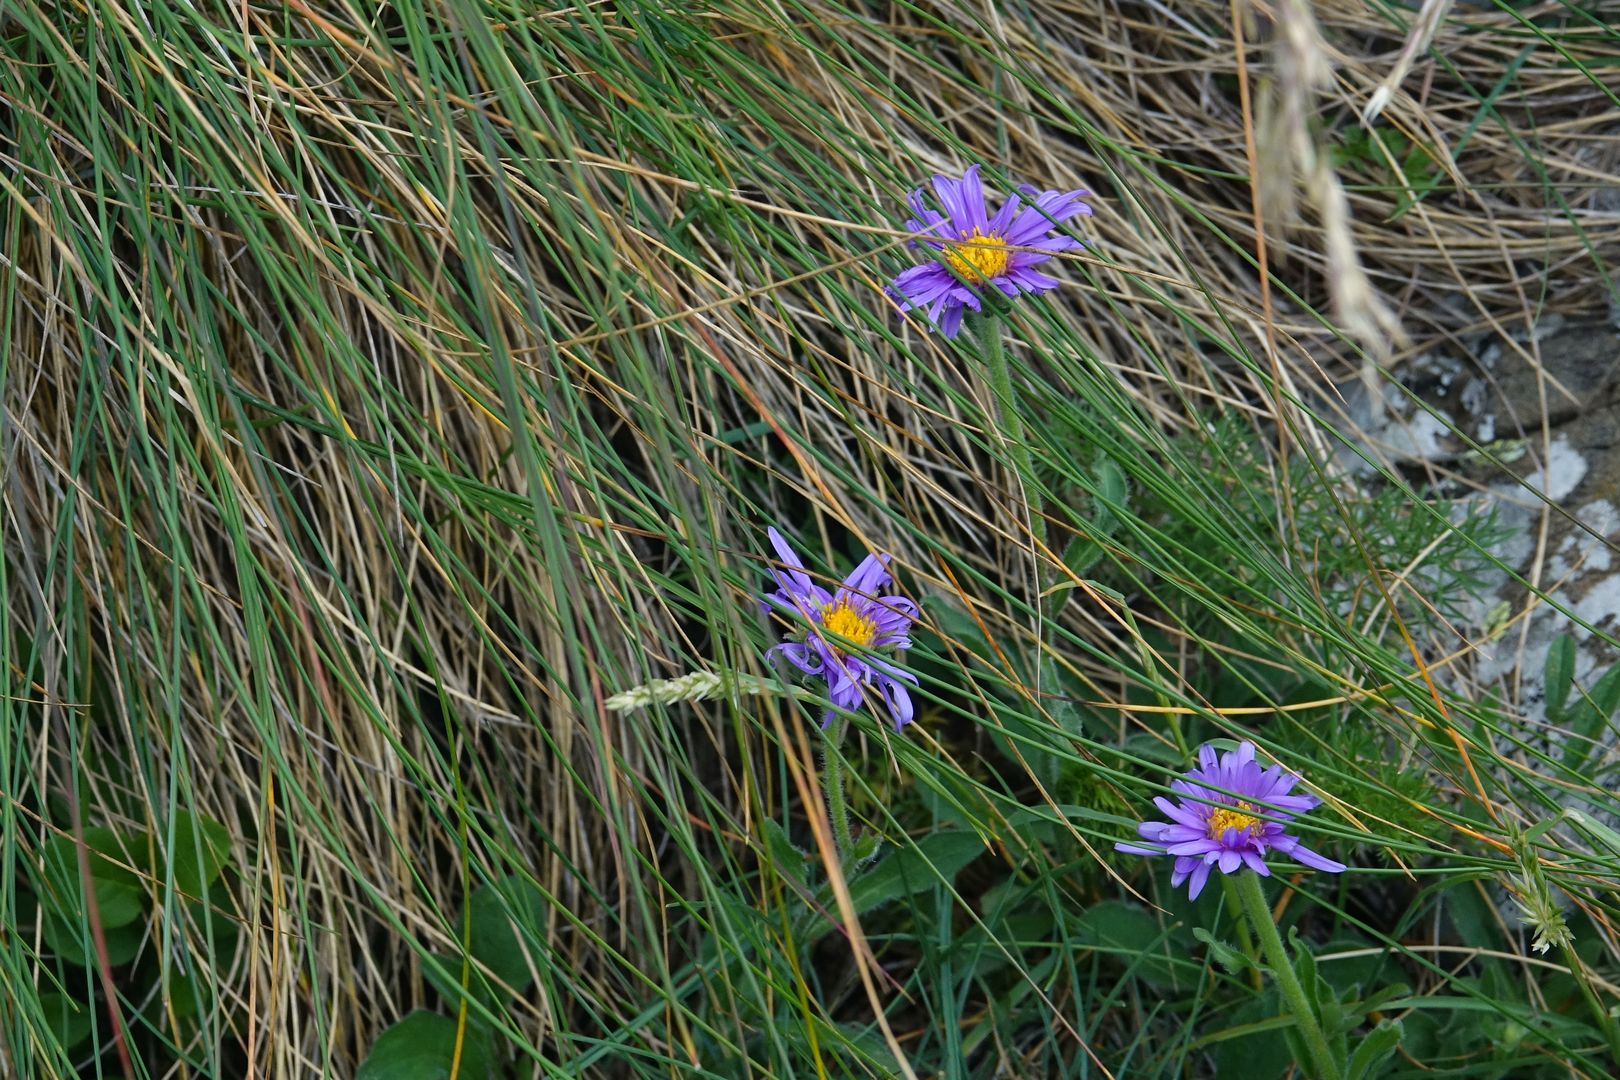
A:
[1207, 802, 1260, 839]
[944, 228, 1010, 281]
[820, 598, 878, 648]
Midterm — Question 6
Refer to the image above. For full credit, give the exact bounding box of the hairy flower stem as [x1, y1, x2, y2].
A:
[1235, 873, 1343, 1080]
[822, 718, 856, 861]
[975, 316, 1046, 551]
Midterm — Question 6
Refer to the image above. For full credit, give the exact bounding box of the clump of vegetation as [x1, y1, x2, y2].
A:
[5, 1, 1619, 1077]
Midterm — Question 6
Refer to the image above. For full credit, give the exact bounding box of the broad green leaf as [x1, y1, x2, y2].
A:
[1094, 456, 1129, 523]
[42, 907, 144, 967]
[467, 876, 548, 999]
[165, 971, 208, 1021]
[37, 991, 93, 1050]
[842, 830, 984, 917]
[165, 812, 232, 897]
[38, 831, 145, 930]
[1207, 992, 1292, 1080]
[1563, 663, 1620, 773]
[422, 951, 502, 1019]
[761, 819, 808, 888]
[356, 1011, 497, 1080]
[1058, 532, 1105, 582]
[1071, 899, 1191, 988]
[1543, 635, 1575, 718]
[1192, 927, 1251, 974]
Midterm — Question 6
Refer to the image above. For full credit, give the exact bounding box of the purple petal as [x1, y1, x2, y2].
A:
[1115, 840, 1165, 856]
[1006, 267, 1062, 293]
[1262, 794, 1318, 814]
[932, 171, 967, 228]
[1003, 187, 1092, 245]
[1008, 234, 1079, 257]
[875, 594, 918, 619]
[841, 551, 893, 597]
[938, 303, 966, 338]
[958, 164, 989, 233]
[881, 677, 914, 730]
[890, 264, 957, 308]
[1217, 848, 1243, 874]
[1284, 843, 1346, 874]
[1185, 861, 1214, 900]
[1170, 779, 1213, 802]
[828, 672, 863, 711]
[767, 527, 815, 597]
[865, 655, 917, 685]
[766, 642, 823, 675]
[1240, 851, 1270, 876]
[1152, 796, 1209, 831]
[873, 631, 913, 651]
[989, 191, 1021, 234]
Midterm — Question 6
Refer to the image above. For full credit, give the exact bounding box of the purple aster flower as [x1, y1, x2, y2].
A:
[1115, 741, 1346, 900]
[760, 527, 920, 731]
[887, 164, 1092, 338]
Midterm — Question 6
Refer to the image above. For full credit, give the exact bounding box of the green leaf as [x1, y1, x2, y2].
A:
[37, 991, 93, 1050]
[1287, 928, 1330, 1028]
[41, 907, 144, 967]
[165, 971, 208, 1021]
[165, 812, 232, 897]
[1039, 654, 1083, 745]
[467, 875, 548, 999]
[852, 834, 884, 871]
[1568, 811, 1620, 861]
[1094, 456, 1128, 521]
[762, 819, 808, 888]
[842, 831, 984, 917]
[1346, 1018, 1403, 1080]
[1071, 899, 1190, 988]
[422, 951, 502, 1020]
[1193, 927, 1251, 974]
[38, 831, 145, 930]
[1208, 991, 1291, 1079]
[1563, 663, 1620, 774]
[356, 1011, 497, 1080]
[1058, 532, 1105, 582]
[1543, 635, 1575, 718]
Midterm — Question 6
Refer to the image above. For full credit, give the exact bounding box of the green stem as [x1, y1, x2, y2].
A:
[1235, 872, 1343, 1080]
[1562, 942, 1620, 1066]
[975, 316, 1045, 550]
[1219, 875, 1264, 992]
[821, 718, 855, 861]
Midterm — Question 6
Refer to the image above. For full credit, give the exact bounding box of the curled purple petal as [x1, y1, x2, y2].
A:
[1185, 861, 1214, 901]
[882, 678, 914, 731]
[841, 551, 893, 597]
[767, 642, 823, 675]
